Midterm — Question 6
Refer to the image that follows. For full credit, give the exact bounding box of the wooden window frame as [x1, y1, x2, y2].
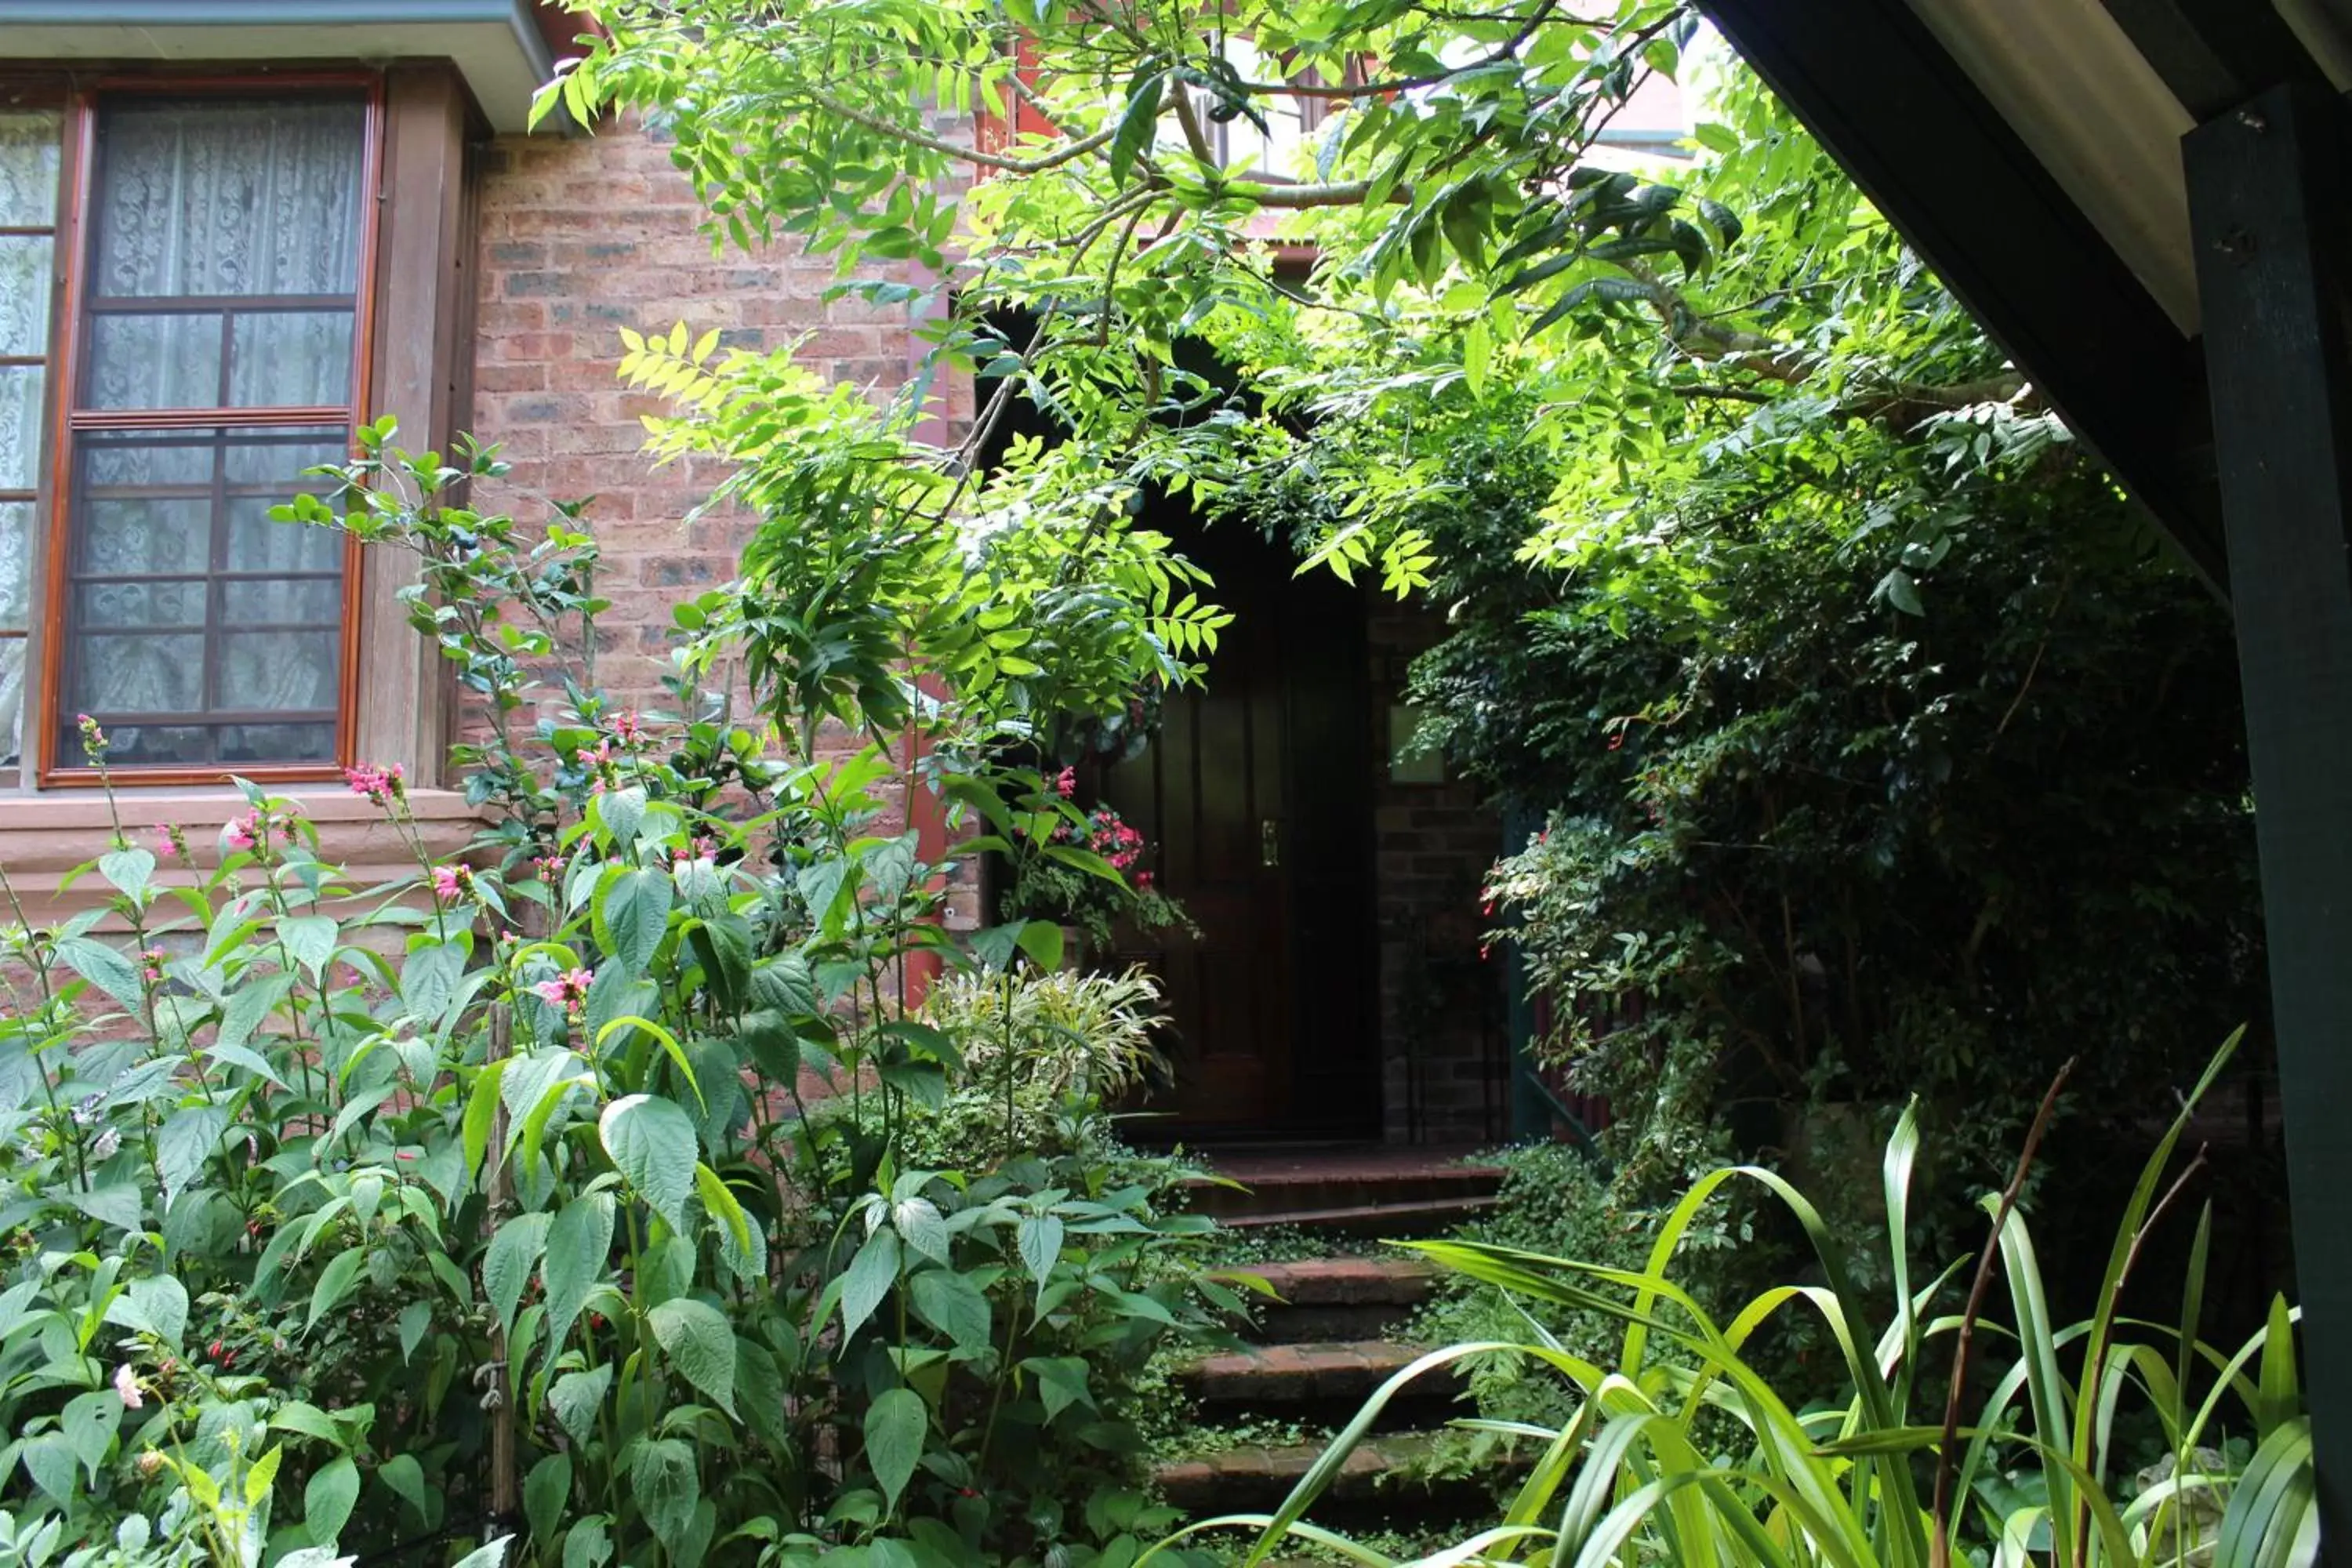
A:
[34, 72, 386, 787]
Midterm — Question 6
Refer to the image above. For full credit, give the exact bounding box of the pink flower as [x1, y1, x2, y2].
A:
[1054, 767, 1076, 799]
[613, 712, 646, 747]
[223, 816, 256, 852]
[533, 855, 564, 883]
[343, 761, 405, 804]
[1136, 871, 1154, 891]
[431, 865, 472, 902]
[113, 1363, 141, 1410]
[152, 825, 179, 858]
[532, 966, 595, 1018]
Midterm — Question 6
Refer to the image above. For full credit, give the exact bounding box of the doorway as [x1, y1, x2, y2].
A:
[1092, 495, 1381, 1139]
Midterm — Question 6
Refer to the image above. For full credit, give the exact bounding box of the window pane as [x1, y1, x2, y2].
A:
[85, 97, 364, 412]
[0, 111, 60, 227]
[85, 312, 224, 411]
[229, 311, 355, 406]
[0, 636, 22, 770]
[60, 426, 347, 768]
[0, 235, 53, 356]
[92, 99, 365, 298]
[0, 365, 41, 489]
[0, 500, 28, 630]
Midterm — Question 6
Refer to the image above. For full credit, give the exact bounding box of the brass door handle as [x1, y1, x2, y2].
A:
[1261, 818, 1280, 869]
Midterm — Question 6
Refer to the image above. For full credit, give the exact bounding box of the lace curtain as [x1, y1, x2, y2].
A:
[62, 98, 363, 768]
[0, 107, 60, 771]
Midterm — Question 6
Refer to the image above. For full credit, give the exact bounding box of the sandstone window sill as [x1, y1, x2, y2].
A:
[0, 786, 488, 927]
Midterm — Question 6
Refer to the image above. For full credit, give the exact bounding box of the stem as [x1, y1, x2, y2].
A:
[1929, 1059, 2073, 1568]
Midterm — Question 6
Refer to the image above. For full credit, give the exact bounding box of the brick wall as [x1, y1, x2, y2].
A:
[1367, 599, 1510, 1144]
[467, 120, 965, 722]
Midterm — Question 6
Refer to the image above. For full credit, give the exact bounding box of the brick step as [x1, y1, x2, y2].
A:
[1213, 1194, 1497, 1238]
[1153, 1431, 1512, 1521]
[1181, 1341, 1466, 1426]
[1185, 1161, 1503, 1225]
[1209, 1257, 1439, 1343]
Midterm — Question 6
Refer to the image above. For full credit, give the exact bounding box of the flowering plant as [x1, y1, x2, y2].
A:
[1005, 771, 1195, 951]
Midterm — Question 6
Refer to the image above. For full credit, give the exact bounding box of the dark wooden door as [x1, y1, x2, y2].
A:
[1099, 505, 1377, 1137]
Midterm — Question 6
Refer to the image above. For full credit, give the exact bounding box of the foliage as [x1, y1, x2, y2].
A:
[1301, 71, 2264, 1294]
[920, 967, 1171, 1108]
[1000, 795, 1194, 953]
[535, 0, 1737, 619]
[0, 430, 1239, 1568]
[1162, 1036, 2318, 1568]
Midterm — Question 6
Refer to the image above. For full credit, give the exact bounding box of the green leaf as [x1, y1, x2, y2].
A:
[307, 1247, 368, 1335]
[840, 1229, 900, 1344]
[543, 1192, 615, 1353]
[380, 1451, 428, 1521]
[1025, 1356, 1094, 1420]
[600, 1094, 697, 1232]
[595, 868, 673, 975]
[550, 1364, 612, 1448]
[55, 935, 145, 1011]
[1017, 1214, 1064, 1292]
[20, 1433, 77, 1504]
[129, 1274, 189, 1348]
[485, 1211, 554, 1338]
[278, 915, 339, 979]
[70, 1183, 143, 1232]
[397, 1301, 431, 1364]
[100, 847, 155, 902]
[1109, 67, 1167, 183]
[629, 1437, 699, 1543]
[61, 1390, 120, 1484]
[909, 1269, 993, 1355]
[305, 1454, 360, 1546]
[864, 1387, 927, 1513]
[524, 1452, 573, 1545]
[155, 1104, 227, 1205]
[594, 786, 648, 850]
[649, 1298, 737, 1416]
[562, 1517, 612, 1568]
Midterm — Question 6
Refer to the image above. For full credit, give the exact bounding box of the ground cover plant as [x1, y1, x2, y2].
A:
[1165, 1036, 2317, 1568]
[0, 425, 1243, 1568]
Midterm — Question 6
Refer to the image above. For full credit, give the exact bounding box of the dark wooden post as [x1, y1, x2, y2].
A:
[2184, 78, 2352, 1543]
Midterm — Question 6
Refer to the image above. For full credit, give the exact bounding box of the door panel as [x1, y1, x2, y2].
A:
[1099, 504, 1375, 1135]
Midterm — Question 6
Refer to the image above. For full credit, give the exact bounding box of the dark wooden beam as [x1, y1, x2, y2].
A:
[2185, 78, 2352, 1542]
[1699, 0, 2231, 597]
[2100, 0, 2332, 120]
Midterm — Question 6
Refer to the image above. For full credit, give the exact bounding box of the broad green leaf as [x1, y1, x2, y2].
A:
[840, 1229, 899, 1345]
[128, 1274, 189, 1348]
[485, 1211, 554, 1337]
[543, 1192, 615, 1353]
[55, 935, 144, 1011]
[305, 1454, 360, 1546]
[1017, 1214, 1064, 1291]
[397, 1301, 431, 1363]
[629, 1436, 699, 1543]
[649, 1297, 737, 1416]
[865, 1387, 927, 1515]
[525, 1452, 573, 1544]
[599, 1094, 696, 1232]
[909, 1269, 992, 1355]
[60, 1390, 120, 1484]
[594, 867, 673, 975]
[550, 1364, 613, 1449]
[278, 915, 339, 979]
[100, 846, 155, 901]
[155, 1104, 227, 1205]
[380, 1452, 428, 1519]
[307, 1248, 368, 1335]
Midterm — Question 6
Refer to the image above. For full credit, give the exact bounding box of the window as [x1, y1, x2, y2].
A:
[4, 81, 383, 785]
[0, 103, 60, 775]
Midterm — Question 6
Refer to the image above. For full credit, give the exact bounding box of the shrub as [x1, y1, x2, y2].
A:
[0, 425, 1236, 1568]
[1167, 1037, 2315, 1568]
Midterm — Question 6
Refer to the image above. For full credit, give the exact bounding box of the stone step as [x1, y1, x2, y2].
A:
[1209, 1256, 1441, 1342]
[1153, 1431, 1508, 1519]
[1181, 1341, 1465, 1416]
[1185, 1156, 1504, 1227]
[1212, 1194, 1497, 1238]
